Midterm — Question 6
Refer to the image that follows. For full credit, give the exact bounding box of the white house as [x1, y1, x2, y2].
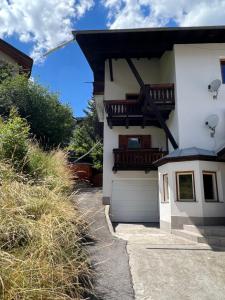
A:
[74, 26, 225, 231]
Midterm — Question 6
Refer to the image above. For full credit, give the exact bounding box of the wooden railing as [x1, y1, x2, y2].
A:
[104, 100, 142, 116]
[104, 84, 175, 117]
[148, 84, 174, 104]
[113, 148, 167, 171]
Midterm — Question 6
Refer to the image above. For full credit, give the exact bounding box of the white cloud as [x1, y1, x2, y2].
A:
[103, 0, 225, 29]
[0, 0, 94, 62]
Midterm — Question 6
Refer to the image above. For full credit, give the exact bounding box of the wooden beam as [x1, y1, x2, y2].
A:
[126, 58, 145, 88]
[144, 86, 178, 149]
[109, 58, 114, 81]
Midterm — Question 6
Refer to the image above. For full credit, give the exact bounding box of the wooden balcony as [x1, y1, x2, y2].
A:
[104, 84, 175, 128]
[113, 148, 167, 172]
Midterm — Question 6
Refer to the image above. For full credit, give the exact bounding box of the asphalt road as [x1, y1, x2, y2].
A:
[75, 188, 134, 300]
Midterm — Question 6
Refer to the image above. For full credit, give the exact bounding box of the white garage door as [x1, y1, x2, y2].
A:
[111, 179, 159, 223]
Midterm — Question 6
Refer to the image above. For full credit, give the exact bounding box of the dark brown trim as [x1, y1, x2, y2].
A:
[202, 171, 219, 202]
[155, 154, 225, 167]
[162, 173, 169, 203]
[176, 171, 196, 202]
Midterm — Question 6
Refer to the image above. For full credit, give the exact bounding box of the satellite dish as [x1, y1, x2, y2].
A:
[205, 114, 219, 137]
[208, 79, 221, 99]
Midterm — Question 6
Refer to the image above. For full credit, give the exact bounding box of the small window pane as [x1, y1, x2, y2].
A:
[221, 61, 225, 84]
[203, 172, 218, 202]
[128, 137, 141, 149]
[177, 173, 195, 201]
[163, 174, 169, 202]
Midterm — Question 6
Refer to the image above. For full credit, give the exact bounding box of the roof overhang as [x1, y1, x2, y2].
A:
[73, 26, 225, 94]
[0, 39, 33, 76]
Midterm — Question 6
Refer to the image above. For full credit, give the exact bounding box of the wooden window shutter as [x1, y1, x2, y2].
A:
[119, 135, 128, 149]
[141, 135, 151, 148]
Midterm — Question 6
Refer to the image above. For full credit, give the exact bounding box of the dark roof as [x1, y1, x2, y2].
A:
[0, 39, 33, 76]
[155, 147, 225, 167]
[73, 26, 225, 94]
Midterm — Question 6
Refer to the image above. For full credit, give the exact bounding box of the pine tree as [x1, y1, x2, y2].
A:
[69, 99, 103, 170]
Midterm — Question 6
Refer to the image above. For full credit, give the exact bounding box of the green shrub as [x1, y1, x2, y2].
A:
[0, 109, 29, 170]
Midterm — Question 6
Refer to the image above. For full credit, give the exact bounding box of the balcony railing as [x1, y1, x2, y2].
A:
[113, 148, 167, 171]
[104, 84, 175, 118]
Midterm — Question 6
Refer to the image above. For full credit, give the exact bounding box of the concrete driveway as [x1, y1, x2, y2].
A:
[114, 223, 225, 300]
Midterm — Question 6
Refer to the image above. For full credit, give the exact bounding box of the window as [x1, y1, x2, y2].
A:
[203, 172, 218, 202]
[119, 135, 151, 149]
[163, 174, 169, 202]
[220, 60, 225, 84]
[127, 137, 141, 149]
[176, 172, 195, 202]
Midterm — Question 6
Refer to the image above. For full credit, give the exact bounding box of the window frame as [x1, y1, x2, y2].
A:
[176, 171, 196, 202]
[162, 173, 169, 203]
[202, 171, 219, 202]
[220, 59, 225, 84]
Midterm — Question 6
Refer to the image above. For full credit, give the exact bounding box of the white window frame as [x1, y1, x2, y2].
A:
[162, 174, 169, 203]
[176, 171, 196, 202]
[202, 171, 218, 202]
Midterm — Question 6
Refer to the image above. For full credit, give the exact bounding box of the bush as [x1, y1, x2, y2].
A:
[0, 74, 75, 149]
[0, 108, 29, 170]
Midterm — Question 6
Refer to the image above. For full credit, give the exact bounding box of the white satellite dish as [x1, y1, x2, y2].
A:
[208, 79, 221, 99]
[205, 114, 219, 137]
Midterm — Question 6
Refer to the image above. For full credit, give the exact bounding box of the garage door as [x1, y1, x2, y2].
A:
[111, 179, 159, 223]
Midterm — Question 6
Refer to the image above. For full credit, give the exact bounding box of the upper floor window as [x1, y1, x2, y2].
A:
[127, 137, 141, 149]
[119, 135, 151, 149]
[176, 171, 196, 202]
[220, 60, 225, 84]
[203, 171, 218, 202]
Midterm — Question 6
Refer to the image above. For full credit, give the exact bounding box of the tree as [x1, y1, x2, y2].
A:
[0, 72, 75, 149]
[69, 99, 103, 170]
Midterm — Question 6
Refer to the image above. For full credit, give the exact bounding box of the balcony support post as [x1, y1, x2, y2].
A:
[126, 58, 178, 150]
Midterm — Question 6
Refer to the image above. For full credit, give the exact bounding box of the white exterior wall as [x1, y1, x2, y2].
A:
[104, 58, 160, 100]
[174, 43, 225, 151]
[159, 160, 225, 229]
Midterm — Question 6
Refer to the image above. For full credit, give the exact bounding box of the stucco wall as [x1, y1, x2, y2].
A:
[104, 58, 160, 100]
[0, 50, 17, 64]
[174, 43, 225, 151]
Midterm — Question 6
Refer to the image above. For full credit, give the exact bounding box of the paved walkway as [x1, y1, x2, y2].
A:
[75, 189, 134, 300]
[115, 223, 225, 300]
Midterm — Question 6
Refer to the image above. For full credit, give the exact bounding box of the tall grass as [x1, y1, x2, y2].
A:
[0, 160, 93, 300]
[0, 111, 93, 299]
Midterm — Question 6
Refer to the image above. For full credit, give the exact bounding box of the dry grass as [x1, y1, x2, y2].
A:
[0, 157, 93, 300]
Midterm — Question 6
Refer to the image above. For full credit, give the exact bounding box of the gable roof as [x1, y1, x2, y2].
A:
[73, 26, 225, 94]
[0, 39, 33, 76]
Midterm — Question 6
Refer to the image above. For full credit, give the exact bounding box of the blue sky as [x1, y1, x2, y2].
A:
[5, 3, 108, 117]
[2, 0, 225, 117]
